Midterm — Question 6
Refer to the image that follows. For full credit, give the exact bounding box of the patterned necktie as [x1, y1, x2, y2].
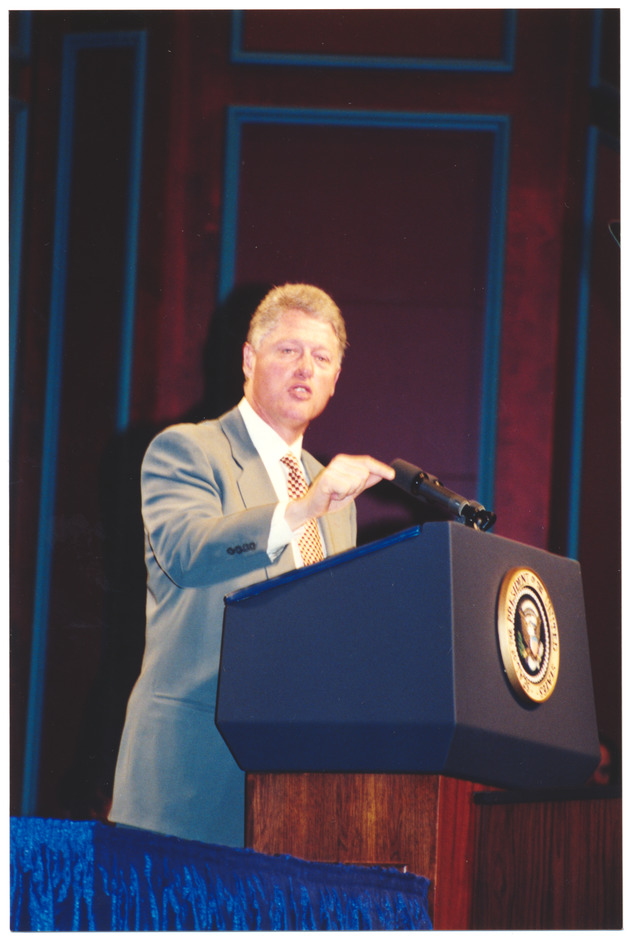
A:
[280, 453, 324, 566]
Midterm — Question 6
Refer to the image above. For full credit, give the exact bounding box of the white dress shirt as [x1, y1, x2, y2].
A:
[238, 397, 325, 567]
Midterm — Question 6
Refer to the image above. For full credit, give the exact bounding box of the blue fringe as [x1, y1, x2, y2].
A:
[10, 817, 432, 930]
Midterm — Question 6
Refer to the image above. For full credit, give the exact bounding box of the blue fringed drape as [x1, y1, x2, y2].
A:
[10, 817, 432, 930]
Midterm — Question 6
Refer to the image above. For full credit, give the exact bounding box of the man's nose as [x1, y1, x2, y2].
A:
[294, 352, 314, 376]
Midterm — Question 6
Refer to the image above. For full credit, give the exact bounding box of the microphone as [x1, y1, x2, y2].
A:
[390, 458, 497, 531]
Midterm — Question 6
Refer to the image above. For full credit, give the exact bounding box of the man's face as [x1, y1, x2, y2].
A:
[243, 308, 341, 444]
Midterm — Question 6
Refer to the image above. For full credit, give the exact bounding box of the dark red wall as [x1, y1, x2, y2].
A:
[10, 10, 619, 821]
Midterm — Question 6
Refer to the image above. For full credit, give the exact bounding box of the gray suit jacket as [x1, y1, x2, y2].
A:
[109, 406, 356, 846]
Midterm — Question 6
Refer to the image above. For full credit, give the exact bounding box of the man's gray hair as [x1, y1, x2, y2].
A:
[247, 283, 348, 362]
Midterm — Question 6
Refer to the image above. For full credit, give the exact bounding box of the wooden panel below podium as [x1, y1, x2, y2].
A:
[471, 788, 622, 930]
[246, 772, 484, 930]
[246, 773, 622, 930]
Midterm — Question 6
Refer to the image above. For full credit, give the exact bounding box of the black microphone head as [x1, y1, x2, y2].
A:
[390, 458, 423, 494]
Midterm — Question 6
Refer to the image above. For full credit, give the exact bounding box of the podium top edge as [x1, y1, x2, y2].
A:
[223, 520, 578, 608]
[224, 524, 423, 606]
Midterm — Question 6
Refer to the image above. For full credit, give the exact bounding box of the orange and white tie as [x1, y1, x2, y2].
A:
[280, 453, 324, 566]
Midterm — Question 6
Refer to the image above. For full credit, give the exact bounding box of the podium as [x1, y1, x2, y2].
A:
[216, 523, 602, 927]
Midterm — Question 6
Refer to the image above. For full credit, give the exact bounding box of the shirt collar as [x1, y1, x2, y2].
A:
[238, 398, 303, 463]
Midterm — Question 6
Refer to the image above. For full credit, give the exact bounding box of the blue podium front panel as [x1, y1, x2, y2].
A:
[216, 523, 600, 788]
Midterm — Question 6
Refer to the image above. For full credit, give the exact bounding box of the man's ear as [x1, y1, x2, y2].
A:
[242, 342, 255, 379]
[330, 367, 341, 396]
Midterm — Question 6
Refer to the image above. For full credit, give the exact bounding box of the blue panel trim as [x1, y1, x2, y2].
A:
[116, 31, 147, 430]
[231, 10, 516, 73]
[222, 105, 507, 133]
[10, 98, 29, 440]
[217, 107, 243, 303]
[21, 36, 78, 817]
[588, 9, 620, 101]
[589, 9, 604, 89]
[10, 10, 32, 60]
[566, 126, 599, 560]
[21, 30, 147, 816]
[477, 117, 510, 511]
[218, 106, 509, 510]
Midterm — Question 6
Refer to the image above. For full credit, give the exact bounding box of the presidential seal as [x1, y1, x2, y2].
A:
[497, 567, 559, 704]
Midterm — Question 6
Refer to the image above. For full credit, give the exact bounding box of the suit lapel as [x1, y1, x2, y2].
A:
[218, 407, 277, 507]
[218, 407, 295, 577]
[219, 407, 352, 561]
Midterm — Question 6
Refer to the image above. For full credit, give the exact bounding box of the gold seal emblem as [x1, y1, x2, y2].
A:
[497, 567, 560, 703]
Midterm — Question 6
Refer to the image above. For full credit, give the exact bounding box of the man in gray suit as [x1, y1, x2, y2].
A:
[109, 283, 394, 846]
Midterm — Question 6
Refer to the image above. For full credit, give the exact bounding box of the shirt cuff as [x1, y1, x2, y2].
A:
[267, 500, 305, 560]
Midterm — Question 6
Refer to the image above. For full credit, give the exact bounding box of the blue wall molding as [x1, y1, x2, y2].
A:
[565, 8, 619, 560]
[230, 10, 516, 73]
[565, 125, 620, 560]
[21, 29, 147, 816]
[10, 10, 32, 60]
[589, 9, 619, 96]
[218, 105, 510, 514]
